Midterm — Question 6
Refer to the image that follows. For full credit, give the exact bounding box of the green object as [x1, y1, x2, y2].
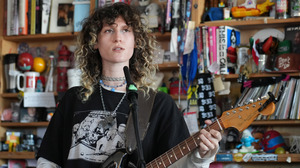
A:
[128, 84, 137, 91]
[277, 40, 291, 55]
[158, 86, 168, 93]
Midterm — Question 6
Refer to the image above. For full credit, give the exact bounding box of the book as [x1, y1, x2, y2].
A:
[284, 25, 300, 54]
[279, 78, 296, 119]
[208, 26, 218, 72]
[41, 0, 52, 34]
[10, 0, 19, 36]
[30, 0, 36, 34]
[218, 26, 241, 74]
[18, 0, 29, 35]
[218, 26, 228, 74]
[289, 79, 300, 119]
[35, 0, 42, 34]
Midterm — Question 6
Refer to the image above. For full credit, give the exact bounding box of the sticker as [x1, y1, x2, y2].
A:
[251, 154, 278, 162]
[243, 153, 252, 162]
[233, 153, 244, 162]
[216, 154, 233, 162]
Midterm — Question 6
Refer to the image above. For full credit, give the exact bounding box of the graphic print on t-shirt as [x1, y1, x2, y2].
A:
[67, 110, 126, 163]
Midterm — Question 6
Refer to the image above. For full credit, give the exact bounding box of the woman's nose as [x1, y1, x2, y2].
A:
[114, 31, 122, 42]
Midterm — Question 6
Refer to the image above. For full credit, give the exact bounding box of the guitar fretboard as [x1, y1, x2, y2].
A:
[146, 119, 224, 168]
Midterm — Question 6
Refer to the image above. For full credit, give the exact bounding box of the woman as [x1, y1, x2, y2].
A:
[37, 2, 221, 168]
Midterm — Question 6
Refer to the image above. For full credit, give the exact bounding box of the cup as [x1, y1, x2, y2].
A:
[17, 71, 40, 92]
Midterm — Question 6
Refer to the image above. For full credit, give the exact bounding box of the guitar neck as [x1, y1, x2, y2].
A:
[146, 119, 224, 168]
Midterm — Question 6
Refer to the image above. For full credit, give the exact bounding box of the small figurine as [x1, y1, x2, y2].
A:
[231, 0, 275, 18]
[236, 129, 259, 153]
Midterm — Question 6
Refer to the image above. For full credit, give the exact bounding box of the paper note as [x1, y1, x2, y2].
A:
[24, 92, 56, 107]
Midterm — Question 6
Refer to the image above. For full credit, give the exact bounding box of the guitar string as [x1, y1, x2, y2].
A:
[147, 100, 270, 167]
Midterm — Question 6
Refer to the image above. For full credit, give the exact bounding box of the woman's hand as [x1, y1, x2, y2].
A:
[198, 120, 222, 158]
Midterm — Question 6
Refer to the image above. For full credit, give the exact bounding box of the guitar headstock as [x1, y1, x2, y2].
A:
[220, 98, 275, 132]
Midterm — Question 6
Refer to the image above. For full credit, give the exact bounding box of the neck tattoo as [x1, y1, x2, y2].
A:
[99, 84, 126, 115]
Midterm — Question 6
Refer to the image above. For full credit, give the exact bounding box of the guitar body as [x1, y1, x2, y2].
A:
[102, 150, 137, 168]
[102, 151, 128, 168]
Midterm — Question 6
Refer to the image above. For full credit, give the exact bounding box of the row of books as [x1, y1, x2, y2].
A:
[4, 0, 80, 36]
[196, 26, 241, 75]
[5, 0, 49, 36]
[235, 78, 300, 120]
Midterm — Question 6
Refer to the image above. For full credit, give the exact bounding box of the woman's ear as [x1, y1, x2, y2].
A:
[94, 43, 98, 50]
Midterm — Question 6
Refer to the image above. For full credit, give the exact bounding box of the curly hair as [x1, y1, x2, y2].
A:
[74, 2, 158, 101]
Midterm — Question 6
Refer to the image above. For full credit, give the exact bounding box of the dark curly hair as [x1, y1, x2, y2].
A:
[74, 2, 158, 101]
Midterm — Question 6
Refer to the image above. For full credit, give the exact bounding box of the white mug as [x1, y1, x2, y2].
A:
[17, 71, 40, 92]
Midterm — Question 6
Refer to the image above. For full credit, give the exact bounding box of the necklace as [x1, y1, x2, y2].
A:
[99, 85, 126, 115]
[101, 75, 126, 81]
[99, 80, 126, 92]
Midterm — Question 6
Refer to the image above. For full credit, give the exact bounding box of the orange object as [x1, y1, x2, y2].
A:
[33, 57, 46, 73]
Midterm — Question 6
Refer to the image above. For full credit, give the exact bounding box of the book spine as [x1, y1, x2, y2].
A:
[208, 26, 218, 73]
[19, 0, 29, 35]
[218, 26, 228, 74]
[196, 26, 204, 73]
[41, 0, 51, 34]
[4, 0, 8, 36]
[30, 0, 36, 34]
[11, 0, 19, 35]
[35, 0, 41, 34]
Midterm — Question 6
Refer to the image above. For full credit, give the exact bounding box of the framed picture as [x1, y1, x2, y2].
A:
[49, 0, 74, 33]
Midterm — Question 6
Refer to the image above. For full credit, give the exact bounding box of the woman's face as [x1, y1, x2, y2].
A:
[94, 17, 135, 67]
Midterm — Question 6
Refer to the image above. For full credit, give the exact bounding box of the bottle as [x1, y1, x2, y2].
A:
[290, 0, 300, 17]
[276, 0, 289, 19]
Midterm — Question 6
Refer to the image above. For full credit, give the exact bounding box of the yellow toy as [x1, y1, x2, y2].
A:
[5, 132, 20, 152]
[231, 0, 275, 18]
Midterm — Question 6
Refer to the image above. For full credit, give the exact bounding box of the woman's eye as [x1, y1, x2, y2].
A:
[104, 29, 113, 33]
[122, 29, 130, 33]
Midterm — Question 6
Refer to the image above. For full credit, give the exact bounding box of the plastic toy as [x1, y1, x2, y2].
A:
[231, 0, 275, 18]
[236, 129, 259, 153]
[261, 130, 286, 153]
[18, 52, 34, 71]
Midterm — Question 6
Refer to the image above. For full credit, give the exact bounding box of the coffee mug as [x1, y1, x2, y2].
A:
[17, 71, 40, 92]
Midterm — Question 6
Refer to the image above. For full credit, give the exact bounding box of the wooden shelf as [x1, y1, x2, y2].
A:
[0, 152, 35, 159]
[252, 120, 300, 126]
[216, 153, 300, 163]
[200, 18, 300, 29]
[1, 92, 58, 98]
[3, 32, 171, 42]
[0, 122, 49, 127]
[3, 32, 78, 42]
[158, 62, 179, 71]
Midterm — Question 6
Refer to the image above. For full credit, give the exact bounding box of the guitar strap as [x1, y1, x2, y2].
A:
[125, 88, 156, 154]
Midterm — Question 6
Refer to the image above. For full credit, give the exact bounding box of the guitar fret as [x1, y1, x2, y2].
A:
[185, 140, 191, 151]
[171, 148, 178, 160]
[191, 135, 198, 147]
[166, 152, 172, 165]
[160, 156, 166, 167]
[155, 159, 159, 168]
[178, 144, 184, 156]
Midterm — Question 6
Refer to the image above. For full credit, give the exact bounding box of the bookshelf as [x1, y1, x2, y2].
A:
[1, 0, 300, 167]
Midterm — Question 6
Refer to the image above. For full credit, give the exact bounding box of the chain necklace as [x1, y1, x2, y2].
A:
[99, 80, 126, 92]
[99, 84, 126, 115]
[101, 75, 126, 81]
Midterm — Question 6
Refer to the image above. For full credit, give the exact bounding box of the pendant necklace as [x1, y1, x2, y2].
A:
[99, 84, 126, 116]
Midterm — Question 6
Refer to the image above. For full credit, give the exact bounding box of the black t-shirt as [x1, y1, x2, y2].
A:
[37, 86, 190, 168]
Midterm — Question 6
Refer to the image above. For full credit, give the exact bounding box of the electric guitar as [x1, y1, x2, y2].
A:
[103, 97, 276, 168]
